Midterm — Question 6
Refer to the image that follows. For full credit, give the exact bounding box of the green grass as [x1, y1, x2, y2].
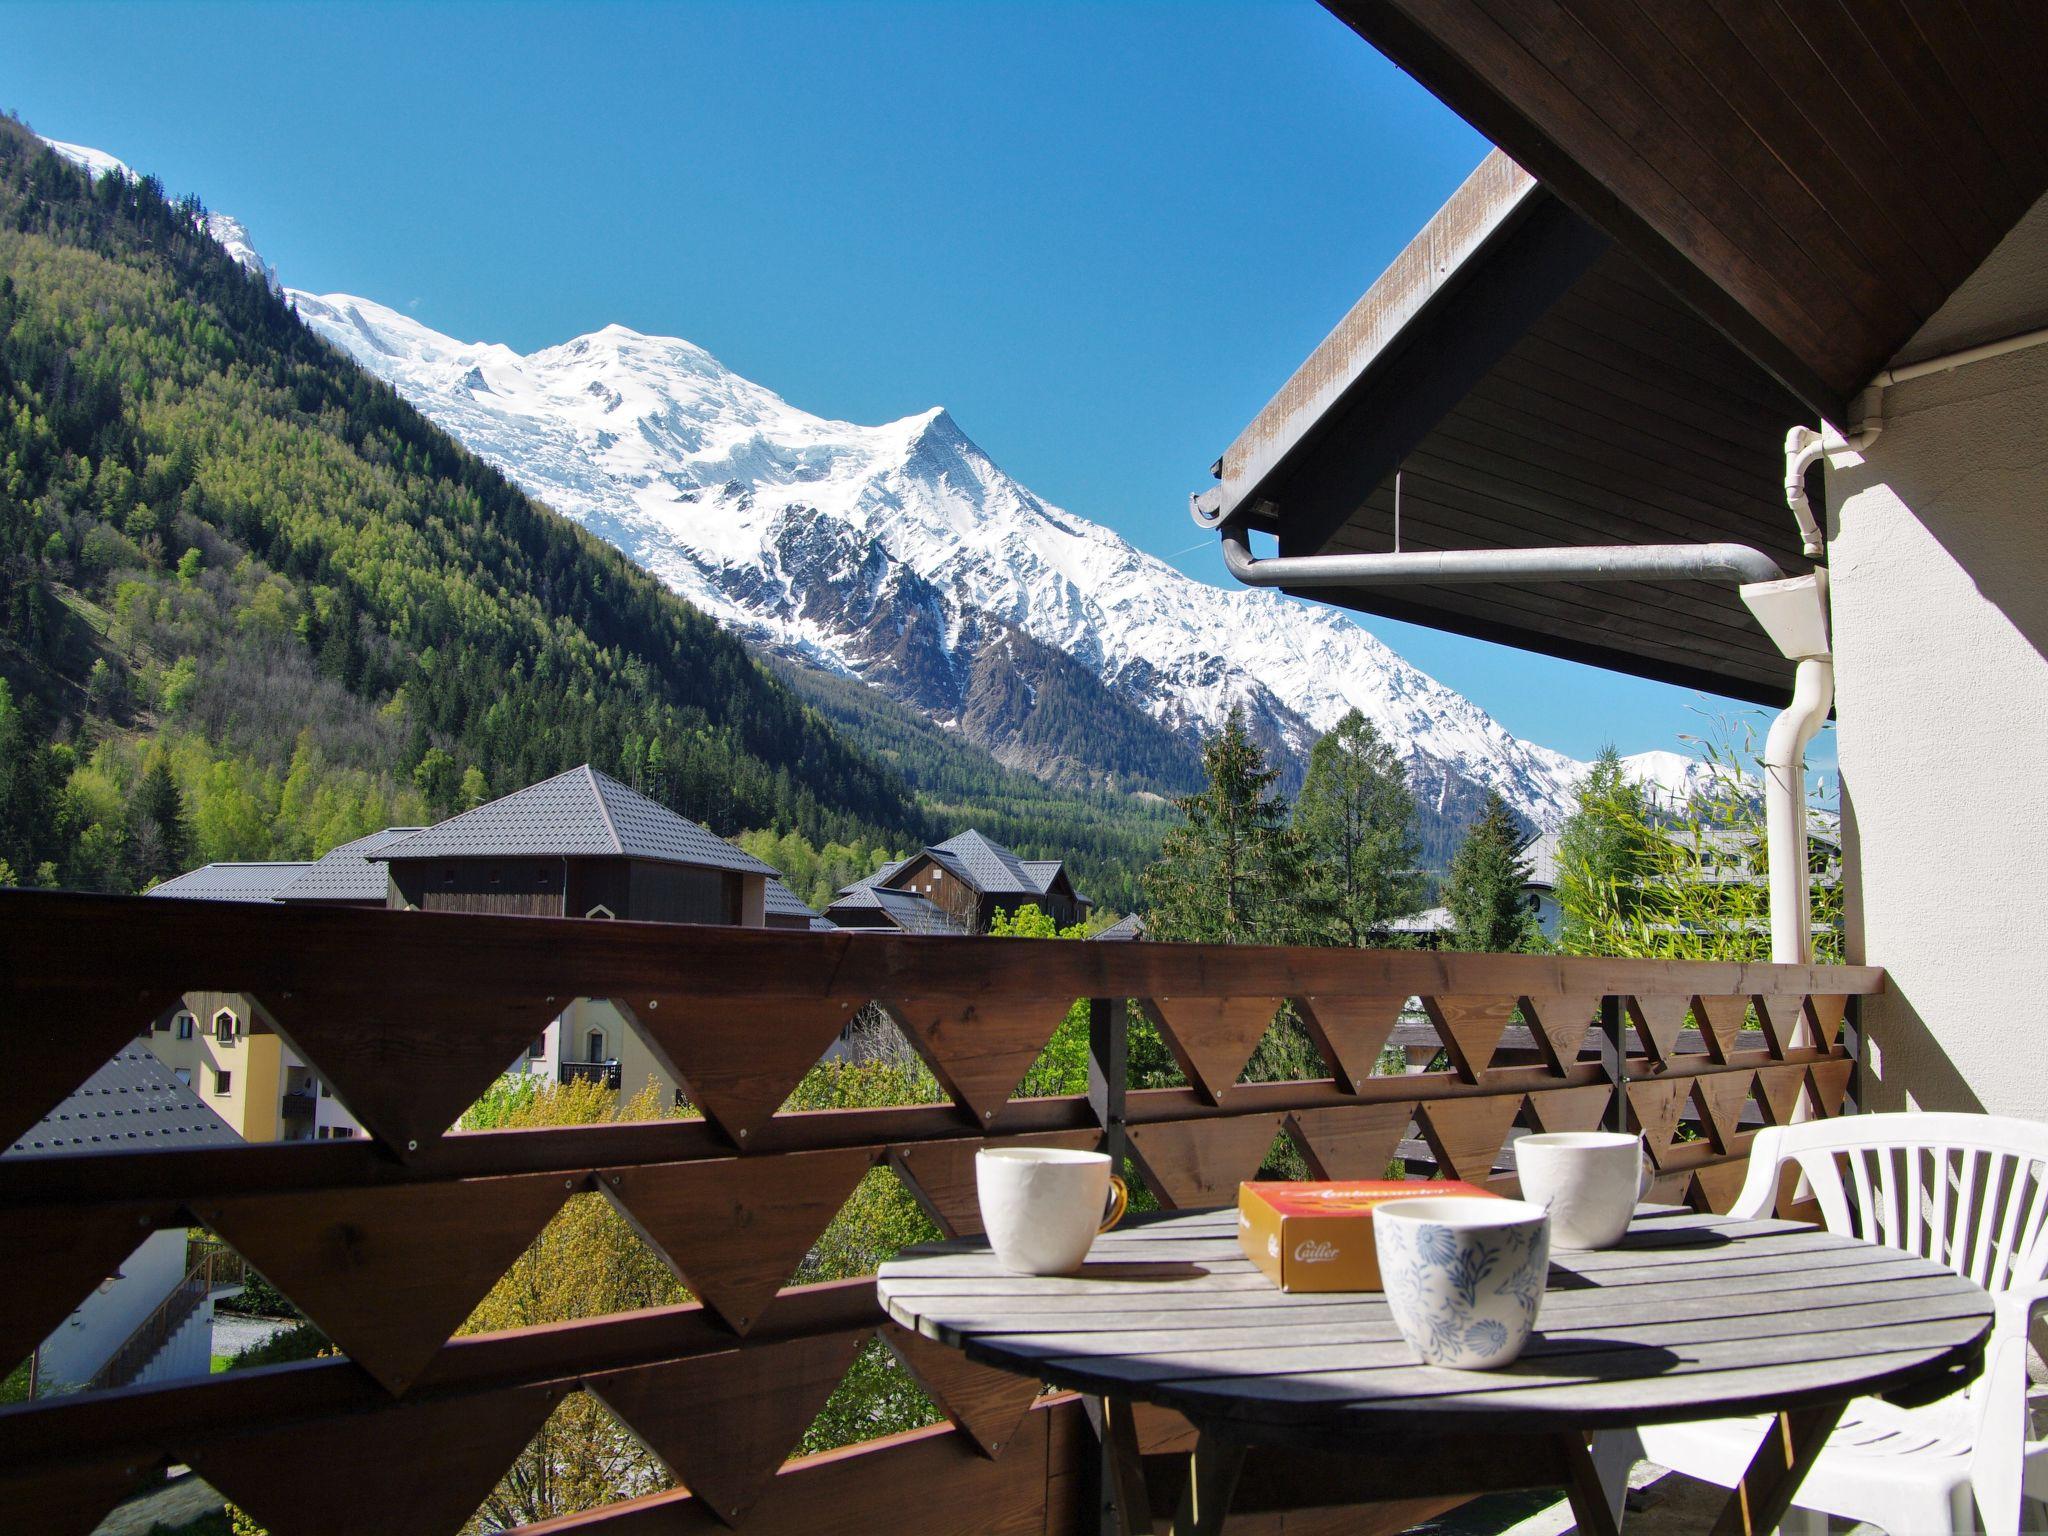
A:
[210, 1353, 231, 1373]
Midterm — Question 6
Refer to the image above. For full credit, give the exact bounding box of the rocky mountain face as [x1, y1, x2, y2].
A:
[282, 293, 1593, 834]
[49, 132, 1615, 847]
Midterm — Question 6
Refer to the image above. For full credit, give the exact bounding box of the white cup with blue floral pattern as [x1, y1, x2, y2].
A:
[1373, 1198, 1550, 1369]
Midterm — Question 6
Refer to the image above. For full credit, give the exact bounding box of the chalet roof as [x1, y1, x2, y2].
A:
[7, 1044, 241, 1159]
[764, 878, 820, 921]
[823, 885, 972, 936]
[274, 826, 423, 903]
[1020, 860, 1067, 895]
[147, 862, 313, 903]
[373, 765, 776, 876]
[929, 830, 1038, 895]
[1088, 913, 1147, 942]
[1388, 905, 1455, 936]
[1520, 829, 1559, 892]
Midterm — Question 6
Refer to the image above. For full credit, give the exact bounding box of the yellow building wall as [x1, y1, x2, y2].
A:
[144, 993, 287, 1143]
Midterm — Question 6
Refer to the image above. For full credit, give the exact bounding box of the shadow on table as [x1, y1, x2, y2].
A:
[1511, 1337, 1684, 1378]
[1072, 1260, 1215, 1282]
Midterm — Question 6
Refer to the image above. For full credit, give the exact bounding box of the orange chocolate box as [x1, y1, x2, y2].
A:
[1237, 1179, 1502, 1293]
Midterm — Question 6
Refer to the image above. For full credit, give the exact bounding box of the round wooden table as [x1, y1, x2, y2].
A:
[877, 1204, 1992, 1536]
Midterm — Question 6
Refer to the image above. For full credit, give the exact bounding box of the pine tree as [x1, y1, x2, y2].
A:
[1555, 746, 1655, 955]
[1142, 707, 1298, 943]
[130, 756, 190, 887]
[1294, 710, 1424, 946]
[1444, 790, 1537, 952]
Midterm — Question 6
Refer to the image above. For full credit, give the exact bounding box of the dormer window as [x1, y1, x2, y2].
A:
[174, 1011, 195, 1040]
[214, 1009, 239, 1045]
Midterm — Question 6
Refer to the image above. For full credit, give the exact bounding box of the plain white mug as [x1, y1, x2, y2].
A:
[975, 1147, 1129, 1275]
[1515, 1131, 1654, 1249]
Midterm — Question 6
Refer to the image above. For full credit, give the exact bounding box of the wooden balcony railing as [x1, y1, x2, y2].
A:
[0, 890, 1876, 1535]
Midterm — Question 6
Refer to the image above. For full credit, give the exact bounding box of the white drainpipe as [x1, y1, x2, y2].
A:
[1740, 573, 1834, 966]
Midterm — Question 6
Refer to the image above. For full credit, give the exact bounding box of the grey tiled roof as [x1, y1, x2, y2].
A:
[1089, 913, 1147, 942]
[841, 855, 913, 895]
[274, 827, 422, 902]
[147, 862, 313, 903]
[1019, 860, 1063, 894]
[374, 765, 777, 875]
[824, 885, 970, 935]
[931, 830, 1036, 894]
[7, 1044, 241, 1158]
[764, 877, 820, 920]
[1520, 828, 1559, 890]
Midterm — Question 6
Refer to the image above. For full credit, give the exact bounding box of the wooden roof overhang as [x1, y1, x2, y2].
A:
[1212, 2, 2048, 705]
[1215, 151, 1814, 706]
[1322, 0, 2048, 426]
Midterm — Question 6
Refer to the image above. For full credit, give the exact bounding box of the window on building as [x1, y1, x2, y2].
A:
[214, 1009, 238, 1045]
[213, 1068, 233, 1096]
[528, 1035, 547, 1059]
[174, 1068, 192, 1087]
[175, 1012, 195, 1040]
[587, 1029, 606, 1063]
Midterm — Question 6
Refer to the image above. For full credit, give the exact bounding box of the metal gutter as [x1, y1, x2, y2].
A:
[1209, 523, 1785, 589]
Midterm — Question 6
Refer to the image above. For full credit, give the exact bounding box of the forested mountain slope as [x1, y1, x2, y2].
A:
[0, 116, 928, 889]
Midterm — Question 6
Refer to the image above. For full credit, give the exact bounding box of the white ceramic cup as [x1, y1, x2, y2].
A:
[1514, 1131, 1654, 1250]
[975, 1147, 1129, 1275]
[1373, 1197, 1550, 1369]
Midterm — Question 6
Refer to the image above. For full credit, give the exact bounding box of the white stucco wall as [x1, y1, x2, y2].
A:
[1827, 193, 2048, 1118]
[35, 1228, 190, 1389]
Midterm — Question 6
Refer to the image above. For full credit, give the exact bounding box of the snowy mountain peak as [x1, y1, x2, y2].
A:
[37, 132, 1603, 840]
[285, 287, 1591, 831]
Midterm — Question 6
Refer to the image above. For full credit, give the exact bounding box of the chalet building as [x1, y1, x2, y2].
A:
[8, 1046, 242, 1396]
[372, 764, 779, 924]
[824, 830, 1090, 935]
[145, 764, 802, 1130]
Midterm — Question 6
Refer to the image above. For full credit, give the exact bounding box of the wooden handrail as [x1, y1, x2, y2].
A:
[0, 888, 1872, 1532]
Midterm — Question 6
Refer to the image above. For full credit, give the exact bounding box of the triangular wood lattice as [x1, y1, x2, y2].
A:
[1140, 998, 1285, 1103]
[3, 985, 184, 1152]
[1414, 1094, 1521, 1182]
[199, 1173, 574, 1395]
[1805, 995, 1849, 1052]
[1127, 1113, 1287, 1208]
[1422, 997, 1520, 1083]
[1755, 1062, 1810, 1125]
[883, 998, 1070, 1125]
[605, 1148, 874, 1333]
[183, 1383, 558, 1536]
[1626, 1077, 1694, 1161]
[0, 1448, 161, 1536]
[1691, 1160, 1752, 1215]
[0, 1200, 177, 1387]
[588, 1331, 865, 1527]
[889, 1131, 1101, 1239]
[1295, 996, 1408, 1091]
[1626, 995, 1693, 1067]
[882, 1321, 1042, 1458]
[262, 987, 563, 1158]
[1754, 993, 1809, 1056]
[1286, 1102, 1415, 1181]
[1691, 995, 1753, 1063]
[618, 994, 859, 1146]
[1523, 1084, 1615, 1135]
[1690, 1070, 1755, 1155]
[1808, 1058, 1856, 1117]
[1519, 994, 1602, 1075]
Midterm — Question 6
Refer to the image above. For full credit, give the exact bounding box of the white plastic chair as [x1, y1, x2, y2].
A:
[1633, 1112, 2048, 1534]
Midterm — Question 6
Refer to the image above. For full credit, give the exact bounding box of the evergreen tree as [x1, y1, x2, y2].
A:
[129, 756, 190, 887]
[1555, 746, 1655, 955]
[1444, 791, 1537, 952]
[1142, 707, 1298, 943]
[1294, 709, 1423, 946]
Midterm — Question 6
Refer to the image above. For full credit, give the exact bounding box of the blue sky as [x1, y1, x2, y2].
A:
[2, 0, 1816, 771]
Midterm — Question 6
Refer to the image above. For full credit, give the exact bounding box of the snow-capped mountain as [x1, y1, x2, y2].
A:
[286, 291, 1594, 828]
[42, 130, 1611, 835]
